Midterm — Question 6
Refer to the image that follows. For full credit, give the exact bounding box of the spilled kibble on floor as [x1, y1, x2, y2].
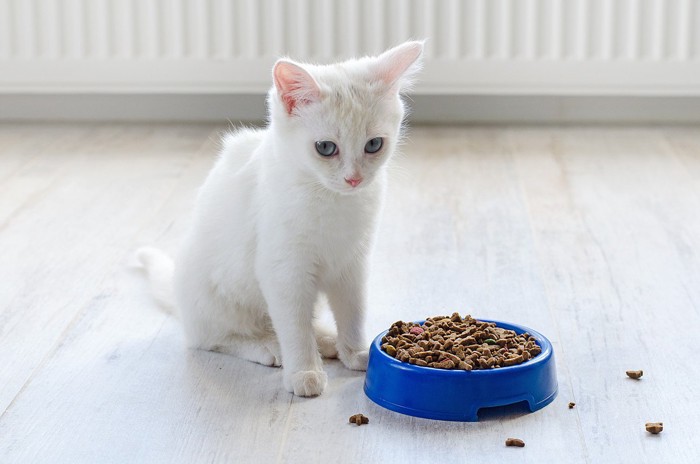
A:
[645, 422, 663, 434]
[626, 370, 643, 379]
[348, 414, 369, 426]
[568, 402, 576, 409]
[505, 438, 525, 447]
[381, 313, 541, 370]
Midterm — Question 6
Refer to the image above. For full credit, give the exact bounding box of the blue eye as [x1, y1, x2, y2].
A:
[315, 141, 337, 157]
[365, 137, 383, 153]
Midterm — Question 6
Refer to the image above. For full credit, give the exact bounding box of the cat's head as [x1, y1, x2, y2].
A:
[268, 41, 424, 195]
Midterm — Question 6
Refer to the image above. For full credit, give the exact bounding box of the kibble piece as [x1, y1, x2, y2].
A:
[409, 326, 424, 335]
[348, 414, 369, 426]
[382, 344, 397, 357]
[645, 422, 663, 434]
[505, 438, 525, 447]
[457, 361, 472, 370]
[503, 355, 524, 367]
[568, 402, 576, 409]
[626, 370, 643, 380]
[434, 359, 455, 369]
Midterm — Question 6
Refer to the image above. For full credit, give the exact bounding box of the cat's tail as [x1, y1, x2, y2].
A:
[135, 247, 176, 314]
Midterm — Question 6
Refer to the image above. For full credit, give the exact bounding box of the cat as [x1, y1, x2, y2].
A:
[137, 40, 423, 397]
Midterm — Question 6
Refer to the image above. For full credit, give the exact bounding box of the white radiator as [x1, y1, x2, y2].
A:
[0, 0, 699, 95]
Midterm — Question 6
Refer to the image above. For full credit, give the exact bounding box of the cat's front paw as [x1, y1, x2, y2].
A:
[339, 349, 369, 371]
[316, 334, 339, 359]
[284, 370, 328, 397]
[260, 340, 282, 367]
[314, 324, 338, 359]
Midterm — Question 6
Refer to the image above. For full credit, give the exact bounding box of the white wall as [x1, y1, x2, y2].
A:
[1, 0, 699, 95]
[1, 0, 700, 122]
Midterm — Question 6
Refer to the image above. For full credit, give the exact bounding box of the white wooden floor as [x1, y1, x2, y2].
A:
[1, 123, 699, 464]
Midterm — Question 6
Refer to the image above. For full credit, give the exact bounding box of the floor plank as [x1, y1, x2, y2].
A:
[0, 124, 215, 413]
[511, 127, 700, 463]
[1, 123, 699, 463]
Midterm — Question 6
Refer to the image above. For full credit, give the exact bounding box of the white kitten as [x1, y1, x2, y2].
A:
[137, 41, 423, 397]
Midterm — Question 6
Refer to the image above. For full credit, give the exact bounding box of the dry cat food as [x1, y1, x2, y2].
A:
[348, 414, 369, 426]
[626, 370, 643, 380]
[645, 422, 663, 434]
[381, 313, 541, 370]
[505, 438, 525, 447]
[568, 402, 576, 409]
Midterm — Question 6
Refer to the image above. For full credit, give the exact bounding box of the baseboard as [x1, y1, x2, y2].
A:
[2, 94, 700, 124]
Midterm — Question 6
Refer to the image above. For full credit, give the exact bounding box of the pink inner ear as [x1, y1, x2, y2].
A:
[273, 61, 321, 115]
[374, 41, 424, 88]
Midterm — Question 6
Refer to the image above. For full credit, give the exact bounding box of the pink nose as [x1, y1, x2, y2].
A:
[345, 177, 363, 188]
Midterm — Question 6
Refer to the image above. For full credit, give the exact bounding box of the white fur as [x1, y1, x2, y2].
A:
[137, 41, 423, 397]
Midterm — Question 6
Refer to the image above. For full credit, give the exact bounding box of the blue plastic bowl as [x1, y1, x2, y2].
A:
[364, 319, 557, 421]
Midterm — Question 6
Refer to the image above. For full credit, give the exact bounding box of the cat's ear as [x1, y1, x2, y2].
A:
[371, 40, 424, 93]
[273, 60, 321, 115]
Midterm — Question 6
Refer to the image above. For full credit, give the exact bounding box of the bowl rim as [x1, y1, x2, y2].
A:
[371, 318, 553, 376]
